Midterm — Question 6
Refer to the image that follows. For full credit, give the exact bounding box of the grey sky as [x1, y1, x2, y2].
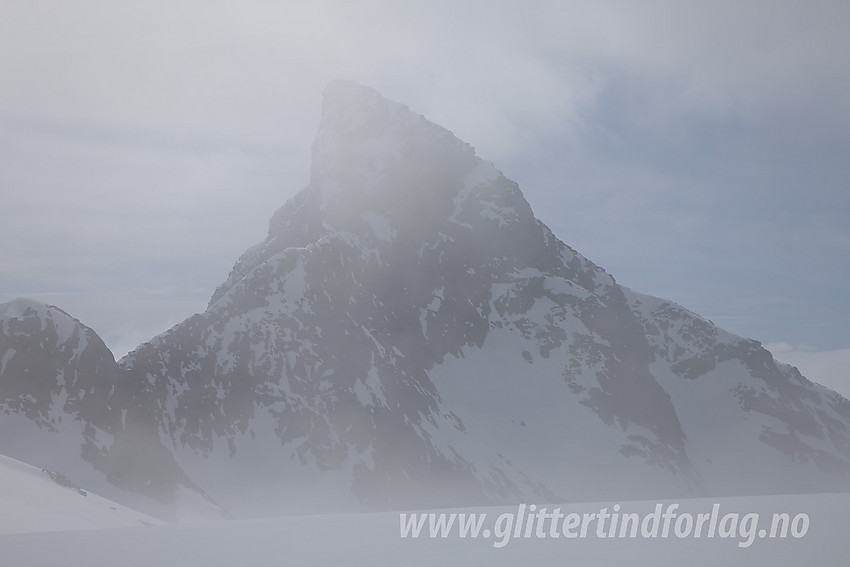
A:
[1, 1, 848, 392]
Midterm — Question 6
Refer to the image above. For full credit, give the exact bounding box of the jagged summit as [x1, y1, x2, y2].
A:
[313, 80, 475, 181]
[210, 80, 606, 308]
[313, 80, 485, 237]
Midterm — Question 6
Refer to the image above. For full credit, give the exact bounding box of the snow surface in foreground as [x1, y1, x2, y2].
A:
[0, 493, 847, 566]
[0, 454, 162, 534]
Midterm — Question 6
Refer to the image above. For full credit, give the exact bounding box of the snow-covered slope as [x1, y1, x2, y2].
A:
[0, 453, 162, 534]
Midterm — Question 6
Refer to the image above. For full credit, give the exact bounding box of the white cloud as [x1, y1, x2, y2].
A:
[3, 1, 848, 161]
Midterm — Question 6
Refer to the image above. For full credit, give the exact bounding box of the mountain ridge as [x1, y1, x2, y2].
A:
[2, 81, 849, 519]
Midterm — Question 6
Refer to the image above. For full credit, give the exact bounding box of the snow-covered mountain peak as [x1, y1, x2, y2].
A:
[317, 80, 407, 142]
[209, 81, 550, 307]
[0, 298, 93, 356]
[314, 80, 470, 164]
[0, 297, 47, 318]
[2, 297, 65, 323]
[4, 84, 850, 521]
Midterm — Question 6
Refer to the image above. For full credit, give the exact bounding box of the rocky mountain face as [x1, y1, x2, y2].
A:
[0, 299, 222, 520]
[2, 82, 850, 519]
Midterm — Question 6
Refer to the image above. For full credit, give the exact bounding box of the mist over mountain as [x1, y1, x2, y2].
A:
[2, 82, 849, 519]
[0, 299, 223, 520]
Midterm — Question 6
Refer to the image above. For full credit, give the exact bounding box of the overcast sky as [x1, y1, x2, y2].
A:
[1, 1, 848, 395]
